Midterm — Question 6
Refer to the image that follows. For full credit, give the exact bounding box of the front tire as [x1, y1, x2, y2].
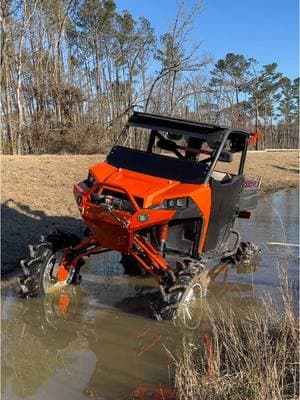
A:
[154, 262, 210, 326]
[17, 230, 83, 297]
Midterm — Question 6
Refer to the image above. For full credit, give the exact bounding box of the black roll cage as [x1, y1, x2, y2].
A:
[122, 112, 249, 182]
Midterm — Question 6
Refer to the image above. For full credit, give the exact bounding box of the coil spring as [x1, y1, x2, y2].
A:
[158, 224, 169, 244]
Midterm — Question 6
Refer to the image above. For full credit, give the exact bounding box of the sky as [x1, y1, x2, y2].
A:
[115, 0, 299, 79]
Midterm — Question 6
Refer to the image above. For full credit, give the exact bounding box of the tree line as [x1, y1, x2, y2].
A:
[1, 0, 299, 154]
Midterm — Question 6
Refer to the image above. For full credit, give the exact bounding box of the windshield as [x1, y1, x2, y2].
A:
[109, 115, 248, 182]
[107, 125, 229, 184]
[116, 125, 225, 163]
[107, 146, 210, 184]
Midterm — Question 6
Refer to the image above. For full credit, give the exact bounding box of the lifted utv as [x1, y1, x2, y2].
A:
[18, 112, 260, 321]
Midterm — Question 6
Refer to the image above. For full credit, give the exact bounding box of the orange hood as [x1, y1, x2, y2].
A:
[89, 161, 180, 207]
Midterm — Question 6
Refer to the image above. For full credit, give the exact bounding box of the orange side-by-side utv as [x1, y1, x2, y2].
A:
[18, 112, 260, 321]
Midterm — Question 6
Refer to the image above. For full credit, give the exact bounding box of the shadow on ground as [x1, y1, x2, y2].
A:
[1, 199, 85, 274]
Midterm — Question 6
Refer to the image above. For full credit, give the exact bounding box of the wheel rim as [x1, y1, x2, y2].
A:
[43, 254, 72, 294]
[180, 282, 205, 329]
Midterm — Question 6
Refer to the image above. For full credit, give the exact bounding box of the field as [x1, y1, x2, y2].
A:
[1, 151, 299, 274]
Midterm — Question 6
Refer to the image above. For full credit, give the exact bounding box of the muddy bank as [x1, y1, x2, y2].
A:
[1, 151, 298, 275]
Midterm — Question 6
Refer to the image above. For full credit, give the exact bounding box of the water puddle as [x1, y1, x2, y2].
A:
[234, 189, 299, 299]
[1, 189, 299, 399]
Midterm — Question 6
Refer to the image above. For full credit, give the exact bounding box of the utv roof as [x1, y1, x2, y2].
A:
[127, 112, 249, 138]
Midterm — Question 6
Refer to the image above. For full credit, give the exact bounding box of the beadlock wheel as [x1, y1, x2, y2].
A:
[17, 231, 82, 298]
[42, 251, 75, 294]
[155, 263, 210, 327]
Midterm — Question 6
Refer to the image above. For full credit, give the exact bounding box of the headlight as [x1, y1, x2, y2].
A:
[149, 197, 189, 210]
[137, 213, 150, 222]
[166, 198, 186, 208]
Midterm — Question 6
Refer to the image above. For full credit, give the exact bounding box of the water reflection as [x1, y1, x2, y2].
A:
[2, 281, 177, 399]
[2, 259, 262, 400]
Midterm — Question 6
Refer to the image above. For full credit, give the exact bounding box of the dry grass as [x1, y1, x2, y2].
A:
[1, 154, 104, 272]
[217, 151, 299, 195]
[1, 152, 298, 211]
[174, 277, 299, 400]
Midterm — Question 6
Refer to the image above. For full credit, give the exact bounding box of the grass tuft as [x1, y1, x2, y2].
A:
[174, 274, 299, 400]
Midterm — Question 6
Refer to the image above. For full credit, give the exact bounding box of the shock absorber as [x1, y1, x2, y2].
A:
[158, 224, 169, 252]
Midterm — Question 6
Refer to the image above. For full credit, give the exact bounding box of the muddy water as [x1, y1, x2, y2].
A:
[1, 190, 299, 400]
[235, 189, 299, 301]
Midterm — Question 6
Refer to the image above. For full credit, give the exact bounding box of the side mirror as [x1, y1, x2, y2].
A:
[218, 150, 233, 163]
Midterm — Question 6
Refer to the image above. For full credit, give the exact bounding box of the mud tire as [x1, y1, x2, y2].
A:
[155, 262, 210, 324]
[17, 230, 83, 298]
[234, 242, 262, 268]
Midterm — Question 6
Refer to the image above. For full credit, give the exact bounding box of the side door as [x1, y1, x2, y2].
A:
[203, 175, 244, 254]
[203, 131, 248, 255]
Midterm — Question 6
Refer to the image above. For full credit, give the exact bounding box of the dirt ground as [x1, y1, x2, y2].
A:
[1, 151, 299, 274]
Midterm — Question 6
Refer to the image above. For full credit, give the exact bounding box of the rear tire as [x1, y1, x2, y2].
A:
[17, 230, 83, 297]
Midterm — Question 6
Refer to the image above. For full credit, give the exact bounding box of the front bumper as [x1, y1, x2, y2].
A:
[73, 183, 175, 254]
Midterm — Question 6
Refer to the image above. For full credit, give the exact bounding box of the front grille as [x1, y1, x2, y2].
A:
[92, 189, 143, 213]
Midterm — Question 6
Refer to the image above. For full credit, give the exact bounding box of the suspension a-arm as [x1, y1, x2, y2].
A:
[130, 234, 175, 284]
